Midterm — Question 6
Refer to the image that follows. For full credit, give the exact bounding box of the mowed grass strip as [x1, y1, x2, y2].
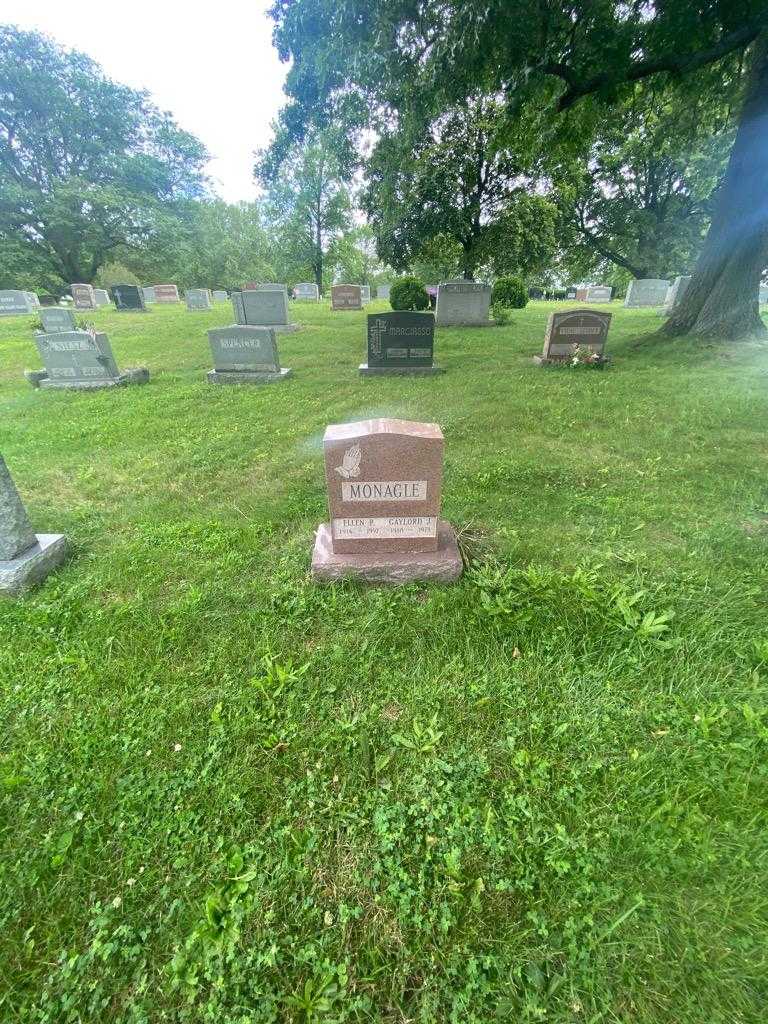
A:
[1, 301, 767, 1023]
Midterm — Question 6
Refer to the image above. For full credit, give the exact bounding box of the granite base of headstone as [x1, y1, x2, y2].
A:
[435, 281, 492, 326]
[311, 418, 462, 585]
[206, 325, 291, 384]
[359, 312, 443, 375]
[0, 455, 68, 597]
[533, 309, 611, 367]
[29, 329, 149, 390]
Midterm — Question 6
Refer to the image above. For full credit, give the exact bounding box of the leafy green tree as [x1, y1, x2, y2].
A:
[255, 134, 352, 294]
[121, 200, 275, 291]
[390, 277, 429, 311]
[327, 225, 389, 286]
[268, 0, 768, 338]
[550, 83, 734, 281]
[363, 98, 557, 281]
[0, 26, 208, 293]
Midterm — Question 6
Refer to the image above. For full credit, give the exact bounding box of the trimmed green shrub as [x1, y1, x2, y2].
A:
[390, 276, 429, 311]
[492, 276, 528, 309]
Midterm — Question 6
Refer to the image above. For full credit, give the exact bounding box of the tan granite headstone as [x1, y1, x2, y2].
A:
[331, 285, 362, 311]
[312, 418, 462, 583]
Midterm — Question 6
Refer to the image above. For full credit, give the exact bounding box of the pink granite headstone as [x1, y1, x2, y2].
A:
[331, 285, 362, 311]
[153, 284, 180, 303]
[71, 283, 96, 309]
[312, 418, 462, 583]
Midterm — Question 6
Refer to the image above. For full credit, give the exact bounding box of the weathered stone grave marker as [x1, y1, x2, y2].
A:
[435, 280, 492, 326]
[0, 290, 38, 316]
[294, 283, 319, 301]
[663, 276, 692, 314]
[331, 285, 362, 311]
[585, 285, 612, 303]
[0, 455, 68, 597]
[28, 329, 149, 389]
[231, 288, 298, 331]
[312, 418, 462, 583]
[94, 288, 111, 306]
[624, 279, 670, 307]
[360, 312, 442, 375]
[71, 284, 97, 310]
[113, 284, 147, 312]
[206, 325, 291, 384]
[40, 307, 78, 334]
[360, 285, 371, 304]
[142, 286, 157, 304]
[377, 284, 391, 301]
[212, 290, 229, 302]
[534, 309, 612, 365]
[186, 288, 212, 310]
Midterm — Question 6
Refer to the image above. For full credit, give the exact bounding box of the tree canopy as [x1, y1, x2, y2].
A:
[269, 0, 768, 337]
[0, 26, 208, 292]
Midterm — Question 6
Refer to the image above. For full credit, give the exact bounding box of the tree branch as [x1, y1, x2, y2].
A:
[551, 22, 763, 112]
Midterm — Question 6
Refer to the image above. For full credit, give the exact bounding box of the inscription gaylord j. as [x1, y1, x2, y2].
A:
[341, 480, 427, 501]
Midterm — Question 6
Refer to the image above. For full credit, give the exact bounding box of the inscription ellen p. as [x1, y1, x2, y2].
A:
[332, 516, 437, 540]
[341, 480, 427, 501]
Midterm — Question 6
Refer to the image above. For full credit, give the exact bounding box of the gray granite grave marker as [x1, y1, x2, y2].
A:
[0, 455, 68, 596]
[360, 285, 371, 304]
[186, 288, 212, 310]
[142, 286, 157, 304]
[663, 276, 692, 314]
[40, 307, 78, 334]
[360, 312, 442, 375]
[30, 329, 149, 390]
[534, 309, 612, 365]
[0, 290, 36, 317]
[231, 289, 298, 331]
[94, 289, 111, 306]
[212, 290, 229, 302]
[624, 279, 670, 307]
[435, 280, 492, 326]
[585, 285, 612, 303]
[206, 325, 291, 384]
[294, 283, 319, 301]
[376, 284, 391, 300]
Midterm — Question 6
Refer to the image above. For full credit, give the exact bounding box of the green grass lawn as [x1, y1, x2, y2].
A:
[1, 300, 767, 1023]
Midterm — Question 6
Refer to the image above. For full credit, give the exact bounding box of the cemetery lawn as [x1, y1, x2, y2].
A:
[2, 300, 768, 1024]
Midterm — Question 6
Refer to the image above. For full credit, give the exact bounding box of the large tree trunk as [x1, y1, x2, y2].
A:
[664, 34, 768, 340]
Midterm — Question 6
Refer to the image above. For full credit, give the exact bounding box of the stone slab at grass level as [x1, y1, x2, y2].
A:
[0, 534, 69, 597]
[207, 368, 293, 385]
[359, 363, 444, 376]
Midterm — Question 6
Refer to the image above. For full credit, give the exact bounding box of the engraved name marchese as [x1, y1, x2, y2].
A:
[340, 480, 427, 501]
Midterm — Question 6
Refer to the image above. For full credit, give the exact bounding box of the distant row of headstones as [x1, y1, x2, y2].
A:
[20, 288, 616, 390]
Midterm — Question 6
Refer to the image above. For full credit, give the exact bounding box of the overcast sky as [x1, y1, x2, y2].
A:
[6, 0, 288, 202]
